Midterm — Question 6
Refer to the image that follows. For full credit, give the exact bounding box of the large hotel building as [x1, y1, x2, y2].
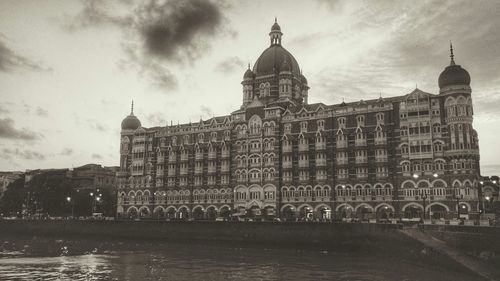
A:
[116, 21, 480, 221]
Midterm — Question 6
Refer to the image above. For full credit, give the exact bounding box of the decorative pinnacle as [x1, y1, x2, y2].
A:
[275, 17, 277, 23]
[450, 41, 455, 65]
[130, 100, 134, 115]
[248, 63, 250, 69]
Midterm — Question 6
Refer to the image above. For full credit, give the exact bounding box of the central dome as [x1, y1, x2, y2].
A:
[253, 45, 300, 75]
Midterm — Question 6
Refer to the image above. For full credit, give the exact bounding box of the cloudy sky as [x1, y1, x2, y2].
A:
[0, 0, 499, 174]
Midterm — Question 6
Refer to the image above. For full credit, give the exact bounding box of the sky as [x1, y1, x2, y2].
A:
[0, 0, 499, 174]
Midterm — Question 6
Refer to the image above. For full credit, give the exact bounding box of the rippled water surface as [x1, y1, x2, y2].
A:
[0, 236, 482, 281]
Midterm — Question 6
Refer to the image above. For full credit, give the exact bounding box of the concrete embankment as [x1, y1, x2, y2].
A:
[401, 228, 500, 281]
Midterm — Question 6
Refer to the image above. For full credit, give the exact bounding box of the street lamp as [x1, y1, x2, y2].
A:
[455, 192, 464, 220]
[421, 189, 428, 220]
[66, 197, 74, 218]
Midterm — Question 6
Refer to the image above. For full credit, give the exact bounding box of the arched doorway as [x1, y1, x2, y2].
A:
[153, 207, 165, 220]
[127, 207, 138, 220]
[356, 206, 373, 221]
[166, 208, 176, 219]
[337, 205, 353, 219]
[248, 205, 261, 219]
[404, 205, 422, 219]
[429, 204, 448, 220]
[282, 206, 296, 221]
[193, 207, 204, 220]
[317, 206, 331, 221]
[139, 207, 150, 219]
[263, 206, 276, 221]
[220, 206, 231, 219]
[178, 207, 189, 220]
[376, 205, 393, 220]
[299, 205, 313, 221]
[206, 206, 217, 220]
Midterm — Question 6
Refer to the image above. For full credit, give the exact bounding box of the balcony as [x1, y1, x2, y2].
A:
[156, 171, 164, 177]
[221, 150, 230, 158]
[355, 139, 367, 147]
[298, 144, 309, 152]
[375, 156, 388, 163]
[299, 160, 309, 168]
[336, 141, 348, 149]
[221, 165, 230, 172]
[208, 152, 216, 159]
[282, 146, 292, 153]
[315, 142, 326, 151]
[157, 157, 164, 164]
[167, 170, 176, 177]
[355, 157, 368, 164]
[179, 169, 188, 176]
[336, 159, 348, 165]
[282, 162, 292, 169]
[195, 153, 203, 160]
[168, 157, 176, 163]
[194, 168, 203, 175]
[207, 167, 216, 174]
[316, 160, 327, 167]
[180, 154, 188, 162]
[374, 138, 387, 145]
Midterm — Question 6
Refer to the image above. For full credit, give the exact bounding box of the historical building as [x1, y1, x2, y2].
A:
[116, 21, 481, 221]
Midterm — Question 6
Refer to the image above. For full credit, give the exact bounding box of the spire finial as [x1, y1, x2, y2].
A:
[449, 41, 455, 65]
[247, 63, 250, 69]
[275, 17, 277, 23]
[131, 100, 134, 115]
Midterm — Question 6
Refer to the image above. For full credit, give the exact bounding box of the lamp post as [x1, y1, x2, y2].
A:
[412, 172, 438, 221]
[455, 192, 464, 220]
[66, 196, 74, 218]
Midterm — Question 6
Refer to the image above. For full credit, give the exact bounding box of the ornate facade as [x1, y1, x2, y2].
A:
[116, 21, 480, 221]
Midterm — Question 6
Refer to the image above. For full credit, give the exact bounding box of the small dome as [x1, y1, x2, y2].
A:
[243, 67, 254, 79]
[299, 73, 308, 84]
[121, 101, 141, 130]
[438, 64, 470, 88]
[271, 22, 281, 31]
[438, 43, 471, 89]
[121, 114, 141, 130]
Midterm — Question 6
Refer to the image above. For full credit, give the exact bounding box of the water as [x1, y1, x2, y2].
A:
[0, 236, 482, 281]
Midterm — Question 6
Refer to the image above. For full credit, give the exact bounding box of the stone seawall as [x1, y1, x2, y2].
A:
[1, 220, 407, 250]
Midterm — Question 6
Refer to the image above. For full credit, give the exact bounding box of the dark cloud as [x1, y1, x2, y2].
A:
[0, 36, 52, 73]
[62, 0, 133, 31]
[136, 0, 224, 62]
[0, 118, 40, 141]
[215, 56, 245, 73]
[0, 148, 45, 161]
[65, 0, 232, 90]
[36, 106, 48, 117]
[60, 148, 74, 156]
[91, 153, 103, 159]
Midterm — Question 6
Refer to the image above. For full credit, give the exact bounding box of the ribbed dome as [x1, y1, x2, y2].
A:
[438, 64, 470, 88]
[121, 114, 141, 130]
[253, 45, 300, 75]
